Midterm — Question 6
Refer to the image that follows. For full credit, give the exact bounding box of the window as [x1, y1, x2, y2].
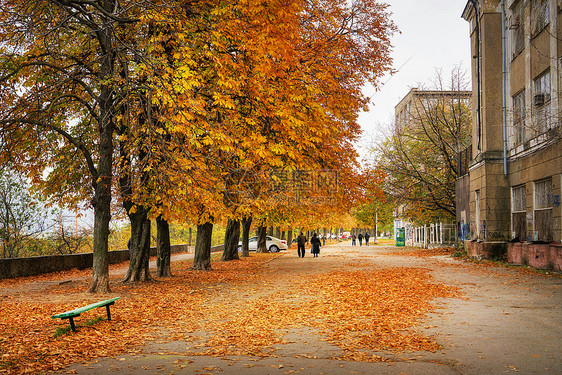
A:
[535, 179, 552, 209]
[534, 70, 551, 103]
[534, 179, 553, 242]
[512, 185, 526, 241]
[533, 70, 551, 133]
[512, 90, 526, 146]
[531, 0, 549, 36]
[511, 0, 525, 57]
[513, 185, 526, 212]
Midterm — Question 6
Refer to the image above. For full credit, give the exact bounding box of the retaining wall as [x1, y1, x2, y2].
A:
[0, 244, 197, 280]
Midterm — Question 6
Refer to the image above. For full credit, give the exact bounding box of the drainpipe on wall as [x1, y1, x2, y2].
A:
[501, 0, 508, 176]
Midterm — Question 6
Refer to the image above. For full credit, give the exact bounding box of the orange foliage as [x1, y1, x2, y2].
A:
[0, 253, 462, 374]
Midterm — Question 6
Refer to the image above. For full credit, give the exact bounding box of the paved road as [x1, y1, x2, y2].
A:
[51, 243, 562, 375]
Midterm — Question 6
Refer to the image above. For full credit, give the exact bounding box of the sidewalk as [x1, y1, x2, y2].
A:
[2, 243, 561, 375]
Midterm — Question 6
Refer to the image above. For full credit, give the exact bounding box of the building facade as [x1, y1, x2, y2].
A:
[461, 0, 561, 269]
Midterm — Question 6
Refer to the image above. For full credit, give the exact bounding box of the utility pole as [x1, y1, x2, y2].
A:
[374, 211, 378, 244]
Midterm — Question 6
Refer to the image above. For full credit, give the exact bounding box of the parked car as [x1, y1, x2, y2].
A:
[238, 236, 288, 253]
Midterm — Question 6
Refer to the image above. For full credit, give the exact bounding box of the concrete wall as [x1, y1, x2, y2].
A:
[456, 174, 471, 240]
[0, 244, 196, 280]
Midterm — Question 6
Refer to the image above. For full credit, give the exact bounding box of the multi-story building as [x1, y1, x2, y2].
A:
[461, 0, 561, 270]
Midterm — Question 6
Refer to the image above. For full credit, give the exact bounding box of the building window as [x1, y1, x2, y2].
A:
[534, 179, 553, 242]
[511, 0, 525, 57]
[512, 185, 526, 241]
[533, 70, 551, 134]
[512, 90, 526, 146]
[531, 0, 549, 36]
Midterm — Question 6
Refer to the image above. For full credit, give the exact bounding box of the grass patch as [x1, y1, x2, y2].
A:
[84, 316, 105, 326]
[453, 249, 467, 258]
[54, 316, 105, 337]
[54, 326, 72, 338]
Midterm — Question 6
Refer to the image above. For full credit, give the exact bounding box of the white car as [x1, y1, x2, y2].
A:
[238, 236, 288, 253]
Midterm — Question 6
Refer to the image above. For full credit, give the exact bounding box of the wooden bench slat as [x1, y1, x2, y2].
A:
[51, 297, 121, 319]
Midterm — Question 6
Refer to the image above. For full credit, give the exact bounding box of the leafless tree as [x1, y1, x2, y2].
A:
[375, 67, 472, 223]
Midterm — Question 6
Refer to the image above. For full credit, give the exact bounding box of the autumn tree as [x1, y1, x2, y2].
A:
[0, 0, 150, 292]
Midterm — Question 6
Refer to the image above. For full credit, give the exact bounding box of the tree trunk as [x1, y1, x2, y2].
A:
[191, 222, 213, 270]
[287, 227, 293, 248]
[88, 190, 111, 293]
[87, 60, 114, 293]
[156, 216, 172, 277]
[123, 207, 152, 283]
[240, 216, 252, 257]
[267, 226, 273, 236]
[221, 219, 240, 261]
[256, 225, 268, 253]
[275, 227, 280, 238]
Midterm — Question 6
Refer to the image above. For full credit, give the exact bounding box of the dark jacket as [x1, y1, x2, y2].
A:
[311, 235, 321, 253]
[297, 234, 307, 246]
[357, 233, 363, 240]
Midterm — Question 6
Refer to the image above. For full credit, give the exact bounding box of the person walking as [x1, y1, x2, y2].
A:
[351, 233, 356, 246]
[322, 234, 326, 246]
[364, 232, 370, 246]
[297, 232, 307, 258]
[311, 233, 321, 257]
[357, 232, 363, 246]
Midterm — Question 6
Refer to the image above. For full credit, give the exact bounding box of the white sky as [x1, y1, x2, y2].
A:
[357, 0, 472, 156]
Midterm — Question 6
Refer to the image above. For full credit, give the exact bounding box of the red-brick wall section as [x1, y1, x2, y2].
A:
[508, 243, 562, 271]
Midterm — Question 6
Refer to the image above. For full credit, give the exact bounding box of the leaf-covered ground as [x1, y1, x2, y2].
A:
[0, 251, 463, 374]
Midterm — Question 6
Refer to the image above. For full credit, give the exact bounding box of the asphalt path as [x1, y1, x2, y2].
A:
[49, 242, 562, 375]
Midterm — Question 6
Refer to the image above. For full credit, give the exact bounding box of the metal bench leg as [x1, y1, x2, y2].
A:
[105, 303, 113, 321]
[68, 317, 76, 333]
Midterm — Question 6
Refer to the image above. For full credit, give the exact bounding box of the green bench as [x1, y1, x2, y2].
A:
[51, 297, 120, 333]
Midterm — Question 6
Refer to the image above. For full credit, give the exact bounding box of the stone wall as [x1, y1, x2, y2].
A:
[0, 244, 197, 280]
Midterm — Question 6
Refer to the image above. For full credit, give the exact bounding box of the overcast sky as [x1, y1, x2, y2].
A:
[357, 0, 472, 155]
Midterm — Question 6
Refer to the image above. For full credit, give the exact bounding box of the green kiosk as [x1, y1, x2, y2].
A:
[396, 227, 405, 247]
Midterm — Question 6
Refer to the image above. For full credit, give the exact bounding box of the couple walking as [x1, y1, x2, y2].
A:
[296, 232, 321, 257]
[351, 232, 370, 246]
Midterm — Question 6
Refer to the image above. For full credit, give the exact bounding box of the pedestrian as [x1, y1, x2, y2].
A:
[357, 232, 363, 246]
[365, 232, 370, 246]
[351, 233, 356, 246]
[310, 233, 321, 257]
[322, 234, 326, 246]
[297, 232, 307, 258]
